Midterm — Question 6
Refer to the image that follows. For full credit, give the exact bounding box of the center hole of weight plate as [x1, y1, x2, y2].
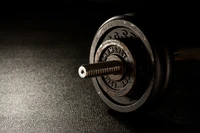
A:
[106, 55, 124, 81]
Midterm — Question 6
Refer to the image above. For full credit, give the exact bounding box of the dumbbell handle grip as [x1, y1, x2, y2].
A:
[174, 48, 200, 61]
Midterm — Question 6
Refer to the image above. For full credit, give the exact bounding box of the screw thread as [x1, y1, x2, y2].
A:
[78, 61, 123, 78]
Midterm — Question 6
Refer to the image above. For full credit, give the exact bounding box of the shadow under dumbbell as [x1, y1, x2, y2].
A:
[108, 109, 196, 133]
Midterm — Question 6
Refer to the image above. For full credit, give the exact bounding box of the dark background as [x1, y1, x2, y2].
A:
[0, 0, 199, 132]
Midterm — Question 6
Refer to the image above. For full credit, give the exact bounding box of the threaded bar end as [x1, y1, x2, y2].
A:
[78, 61, 123, 78]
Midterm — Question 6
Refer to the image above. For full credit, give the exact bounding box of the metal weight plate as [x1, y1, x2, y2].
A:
[94, 39, 136, 97]
[89, 14, 172, 112]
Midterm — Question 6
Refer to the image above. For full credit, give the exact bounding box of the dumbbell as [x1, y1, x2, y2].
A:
[78, 13, 200, 113]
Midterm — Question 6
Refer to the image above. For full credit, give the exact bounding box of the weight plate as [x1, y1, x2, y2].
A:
[90, 14, 171, 112]
[95, 39, 136, 97]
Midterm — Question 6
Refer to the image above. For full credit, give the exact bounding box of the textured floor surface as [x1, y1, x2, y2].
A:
[0, 9, 198, 133]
